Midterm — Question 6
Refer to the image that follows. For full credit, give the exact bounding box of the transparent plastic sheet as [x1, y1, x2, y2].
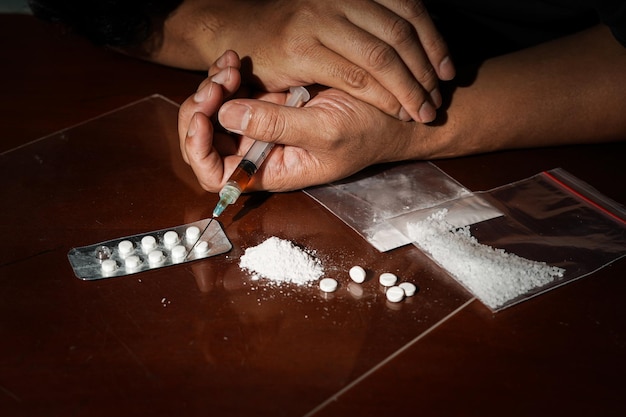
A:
[0, 96, 476, 416]
[304, 161, 500, 251]
[389, 168, 626, 311]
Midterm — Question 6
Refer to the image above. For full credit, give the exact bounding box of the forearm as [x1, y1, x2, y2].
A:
[414, 25, 626, 159]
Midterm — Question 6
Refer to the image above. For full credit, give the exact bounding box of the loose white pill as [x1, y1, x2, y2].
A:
[379, 272, 398, 287]
[148, 250, 165, 264]
[185, 226, 200, 241]
[171, 245, 187, 260]
[141, 235, 157, 253]
[319, 278, 338, 293]
[101, 259, 117, 273]
[163, 230, 179, 247]
[349, 265, 366, 283]
[386, 286, 405, 303]
[399, 282, 417, 297]
[118, 240, 134, 256]
[194, 240, 209, 254]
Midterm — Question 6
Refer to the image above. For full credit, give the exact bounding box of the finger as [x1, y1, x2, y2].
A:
[218, 95, 341, 151]
[285, 43, 405, 116]
[376, 0, 455, 80]
[184, 112, 227, 193]
[192, 52, 242, 105]
[339, 0, 447, 119]
[179, 81, 222, 163]
[304, 1, 444, 122]
[208, 49, 241, 78]
[178, 66, 242, 161]
[317, 18, 432, 122]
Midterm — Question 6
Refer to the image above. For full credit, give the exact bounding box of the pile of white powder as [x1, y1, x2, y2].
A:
[407, 209, 565, 310]
[239, 236, 324, 285]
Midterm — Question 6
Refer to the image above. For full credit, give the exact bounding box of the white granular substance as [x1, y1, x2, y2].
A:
[407, 209, 565, 310]
[239, 237, 324, 285]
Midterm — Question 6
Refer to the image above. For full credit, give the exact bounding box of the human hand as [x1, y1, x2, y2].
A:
[177, 50, 245, 189]
[185, 0, 454, 123]
[180, 58, 426, 193]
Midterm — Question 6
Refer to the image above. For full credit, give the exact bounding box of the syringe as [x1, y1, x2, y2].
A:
[212, 86, 310, 218]
[185, 86, 310, 259]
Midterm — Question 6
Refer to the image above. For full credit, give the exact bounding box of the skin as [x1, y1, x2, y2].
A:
[178, 24, 626, 193]
[148, 0, 455, 123]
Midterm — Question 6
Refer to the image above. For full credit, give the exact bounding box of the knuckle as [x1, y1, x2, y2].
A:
[398, 0, 428, 19]
[251, 109, 288, 142]
[385, 17, 415, 46]
[336, 64, 370, 90]
[199, 179, 219, 194]
[364, 42, 397, 71]
[403, 84, 429, 110]
[417, 64, 438, 89]
[423, 33, 448, 58]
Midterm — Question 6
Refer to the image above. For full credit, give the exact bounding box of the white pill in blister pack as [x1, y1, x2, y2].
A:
[185, 226, 200, 242]
[125, 255, 142, 269]
[163, 231, 179, 247]
[101, 259, 118, 273]
[171, 245, 187, 261]
[141, 235, 157, 253]
[118, 240, 134, 257]
[67, 218, 232, 280]
[148, 250, 165, 265]
[194, 240, 209, 255]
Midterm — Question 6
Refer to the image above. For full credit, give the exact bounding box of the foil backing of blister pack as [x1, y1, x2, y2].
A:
[68, 218, 231, 280]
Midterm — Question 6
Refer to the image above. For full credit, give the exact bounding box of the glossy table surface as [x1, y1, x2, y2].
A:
[2, 14, 625, 417]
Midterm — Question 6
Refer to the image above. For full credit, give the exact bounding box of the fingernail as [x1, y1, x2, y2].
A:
[439, 56, 455, 81]
[419, 101, 436, 123]
[194, 82, 213, 103]
[211, 67, 231, 86]
[215, 52, 229, 69]
[430, 88, 442, 108]
[398, 107, 412, 122]
[188, 113, 198, 137]
[219, 103, 251, 134]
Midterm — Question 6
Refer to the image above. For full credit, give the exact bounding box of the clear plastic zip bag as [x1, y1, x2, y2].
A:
[389, 168, 626, 311]
[304, 161, 502, 251]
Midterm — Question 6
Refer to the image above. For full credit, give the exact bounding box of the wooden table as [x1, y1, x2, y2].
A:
[2, 14, 625, 417]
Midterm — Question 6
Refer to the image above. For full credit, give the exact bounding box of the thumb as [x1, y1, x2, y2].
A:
[217, 98, 309, 146]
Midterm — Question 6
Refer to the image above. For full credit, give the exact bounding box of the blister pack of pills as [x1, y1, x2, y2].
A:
[68, 218, 231, 280]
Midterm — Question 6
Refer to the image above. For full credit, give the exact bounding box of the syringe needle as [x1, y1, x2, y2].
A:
[185, 217, 214, 261]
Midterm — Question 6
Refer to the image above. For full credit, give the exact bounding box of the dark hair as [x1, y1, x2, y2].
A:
[28, 0, 183, 47]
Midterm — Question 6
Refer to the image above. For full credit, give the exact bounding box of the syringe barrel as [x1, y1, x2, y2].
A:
[241, 141, 274, 171]
[238, 86, 309, 170]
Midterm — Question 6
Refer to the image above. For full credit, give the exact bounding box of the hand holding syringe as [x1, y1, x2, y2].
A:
[212, 86, 310, 217]
[186, 87, 310, 259]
